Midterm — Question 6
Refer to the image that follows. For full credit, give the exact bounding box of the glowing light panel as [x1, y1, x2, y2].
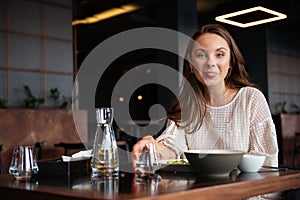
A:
[215, 6, 287, 28]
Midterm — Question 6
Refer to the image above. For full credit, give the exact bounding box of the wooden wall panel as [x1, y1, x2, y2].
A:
[0, 109, 87, 173]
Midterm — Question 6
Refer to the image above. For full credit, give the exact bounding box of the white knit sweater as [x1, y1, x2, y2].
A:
[157, 86, 279, 167]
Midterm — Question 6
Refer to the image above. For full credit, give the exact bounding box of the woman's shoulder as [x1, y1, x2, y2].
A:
[237, 86, 267, 103]
[239, 86, 264, 97]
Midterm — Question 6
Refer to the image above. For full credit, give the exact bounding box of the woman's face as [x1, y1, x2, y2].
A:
[189, 33, 231, 88]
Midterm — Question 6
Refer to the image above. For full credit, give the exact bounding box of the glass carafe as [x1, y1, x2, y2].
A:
[92, 107, 119, 177]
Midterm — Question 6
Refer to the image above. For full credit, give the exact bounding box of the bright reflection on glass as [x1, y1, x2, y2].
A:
[137, 95, 143, 100]
[92, 177, 119, 198]
[215, 6, 287, 28]
[132, 173, 161, 195]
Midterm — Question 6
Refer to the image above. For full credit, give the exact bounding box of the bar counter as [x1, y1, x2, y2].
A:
[0, 169, 300, 200]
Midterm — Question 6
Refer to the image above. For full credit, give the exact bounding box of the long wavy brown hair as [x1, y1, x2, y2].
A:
[167, 24, 258, 133]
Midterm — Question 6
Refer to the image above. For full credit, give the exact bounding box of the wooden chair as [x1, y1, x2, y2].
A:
[35, 141, 47, 160]
[293, 132, 300, 166]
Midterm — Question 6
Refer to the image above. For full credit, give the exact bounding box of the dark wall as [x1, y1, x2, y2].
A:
[94, 0, 198, 120]
[230, 26, 269, 100]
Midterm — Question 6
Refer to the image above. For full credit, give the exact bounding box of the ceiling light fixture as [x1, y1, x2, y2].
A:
[72, 3, 140, 26]
[215, 6, 287, 28]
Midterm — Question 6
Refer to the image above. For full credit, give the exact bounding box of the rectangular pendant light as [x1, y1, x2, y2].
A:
[72, 3, 140, 26]
[215, 6, 287, 28]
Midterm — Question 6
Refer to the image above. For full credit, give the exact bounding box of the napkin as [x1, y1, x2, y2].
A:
[62, 149, 92, 162]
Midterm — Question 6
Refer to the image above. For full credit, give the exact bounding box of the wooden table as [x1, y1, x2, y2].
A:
[0, 169, 300, 200]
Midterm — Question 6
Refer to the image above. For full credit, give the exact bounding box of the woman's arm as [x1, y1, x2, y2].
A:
[156, 119, 189, 159]
[248, 88, 279, 167]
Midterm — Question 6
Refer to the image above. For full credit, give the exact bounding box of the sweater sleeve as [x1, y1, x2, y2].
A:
[248, 88, 279, 167]
[156, 120, 188, 158]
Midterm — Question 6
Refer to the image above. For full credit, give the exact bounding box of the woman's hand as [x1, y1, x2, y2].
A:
[131, 135, 177, 168]
[132, 135, 156, 158]
[131, 136, 160, 167]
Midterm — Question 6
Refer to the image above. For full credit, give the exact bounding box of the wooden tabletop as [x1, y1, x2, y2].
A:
[0, 169, 300, 200]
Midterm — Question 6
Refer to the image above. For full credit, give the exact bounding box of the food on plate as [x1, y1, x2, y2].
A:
[166, 159, 189, 165]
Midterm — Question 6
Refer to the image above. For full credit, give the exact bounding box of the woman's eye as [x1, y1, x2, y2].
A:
[216, 53, 224, 58]
[196, 53, 206, 58]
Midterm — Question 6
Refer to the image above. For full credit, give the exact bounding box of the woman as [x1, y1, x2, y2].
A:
[132, 24, 278, 167]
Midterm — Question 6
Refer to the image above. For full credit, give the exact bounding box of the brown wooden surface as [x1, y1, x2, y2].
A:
[277, 114, 300, 166]
[0, 109, 88, 173]
[0, 169, 300, 200]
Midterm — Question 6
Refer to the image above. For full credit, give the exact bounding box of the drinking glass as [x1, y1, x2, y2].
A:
[9, 146, 39, 180]
[134, 142, 161, 179]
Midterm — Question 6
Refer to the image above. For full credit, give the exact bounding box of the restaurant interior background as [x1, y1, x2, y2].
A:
[0, 0, 300, 173]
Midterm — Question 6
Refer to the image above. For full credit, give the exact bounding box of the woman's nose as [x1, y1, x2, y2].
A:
[207, 56, 216, 67]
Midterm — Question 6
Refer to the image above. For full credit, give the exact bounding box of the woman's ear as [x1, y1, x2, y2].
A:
[186, 53, 195, 73]
[190, 65, 194, 73]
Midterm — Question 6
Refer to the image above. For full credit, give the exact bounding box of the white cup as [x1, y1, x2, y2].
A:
[238, 154, 265, 173]
[9, 146, 39, 180]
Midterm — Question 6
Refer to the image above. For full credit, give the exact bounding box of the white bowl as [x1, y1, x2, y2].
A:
[238, 154, 266, 172]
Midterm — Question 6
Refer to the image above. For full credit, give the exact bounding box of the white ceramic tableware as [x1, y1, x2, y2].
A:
[238, 154, 266, 173]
